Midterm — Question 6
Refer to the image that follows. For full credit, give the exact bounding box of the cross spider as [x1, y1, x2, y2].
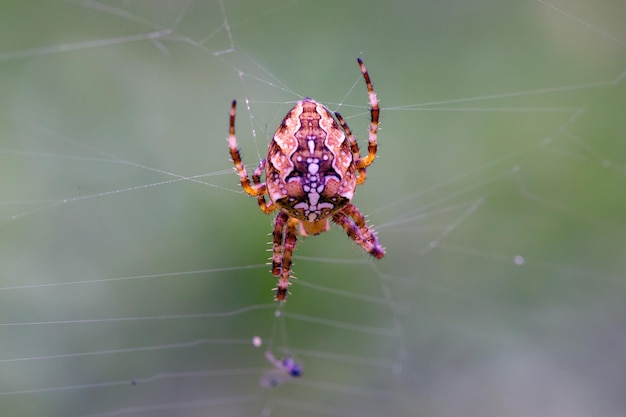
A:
[228, 58, 384, 301]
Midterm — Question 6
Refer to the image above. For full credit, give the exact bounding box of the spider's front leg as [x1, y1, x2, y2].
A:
[271, 212, 288, 277]
[332, 203, 385, 259]
[271, 211, 299, 301]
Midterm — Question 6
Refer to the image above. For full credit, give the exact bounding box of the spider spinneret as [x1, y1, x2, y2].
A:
[228, 58, 384, 301]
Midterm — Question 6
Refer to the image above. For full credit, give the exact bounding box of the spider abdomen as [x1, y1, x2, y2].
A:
[267, 99, 357, 223]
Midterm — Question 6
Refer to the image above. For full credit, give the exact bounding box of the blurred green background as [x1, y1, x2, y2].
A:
[1, 0, 625, 416]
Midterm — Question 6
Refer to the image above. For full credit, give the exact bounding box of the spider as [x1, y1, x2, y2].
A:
[228, 58, 384, 301]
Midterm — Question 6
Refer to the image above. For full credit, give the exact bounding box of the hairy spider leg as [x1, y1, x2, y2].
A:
[274, 216, 299, 301]
[355, 58, 379, 170]
[228, 100, 274, 214]
[251, 157, 276, 213]
[334, 111, 367, 185]
[271, 211, 289, 276]
[333, 203, 385, 259]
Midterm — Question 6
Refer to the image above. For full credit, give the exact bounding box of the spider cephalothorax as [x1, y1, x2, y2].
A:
[228, 58, 384, 301]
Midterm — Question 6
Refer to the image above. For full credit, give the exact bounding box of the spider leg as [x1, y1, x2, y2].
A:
[333, 203, 385, 259]
[252, 158, 276, 214]
[271, 211, 288, 276]
[334, 111, 367, 185]
[355, 58, 379, 170]
[228, 100, 268, 199]
[274, 216, 299, 301]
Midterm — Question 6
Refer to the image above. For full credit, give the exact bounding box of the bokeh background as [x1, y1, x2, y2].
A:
[1, 1, 625, 416]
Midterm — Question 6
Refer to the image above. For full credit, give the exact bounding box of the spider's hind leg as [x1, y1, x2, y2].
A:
[355, 58, 379, 170]
[252, 158, 275, 214]
[228, 100, 268, 198]
[335, 111, 367, 185]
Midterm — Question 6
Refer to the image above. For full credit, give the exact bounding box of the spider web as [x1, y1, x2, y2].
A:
[1, 0, 626, 416]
